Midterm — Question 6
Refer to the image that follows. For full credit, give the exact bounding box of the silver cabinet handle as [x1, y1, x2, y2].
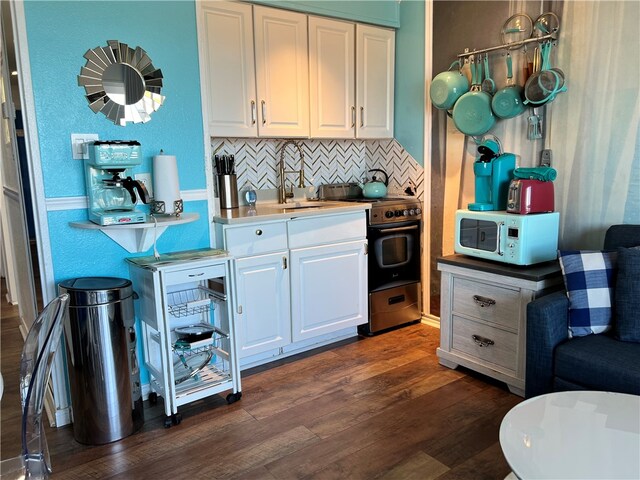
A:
[360, 106, 364, 127]
[261, 100, 266, 125]
[237, 305, 243, 315]
[364, 243, 368, 255]
[188, 272, 205, 277]
[282, 256, 287, 270]
[472, 334, 495, 347]
[351, 106, 356, 128]
[251, 100, 256, 125]
[255, 229, 263, 236]
[473, 295, 496, 307]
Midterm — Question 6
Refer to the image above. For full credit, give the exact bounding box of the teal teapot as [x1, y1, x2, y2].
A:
[359, 169, 389, 199]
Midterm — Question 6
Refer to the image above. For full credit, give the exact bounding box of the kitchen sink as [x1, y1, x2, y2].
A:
[264, 201, 343, 213]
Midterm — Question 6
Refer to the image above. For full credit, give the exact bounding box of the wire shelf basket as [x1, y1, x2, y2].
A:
[167, 286, 220, 318]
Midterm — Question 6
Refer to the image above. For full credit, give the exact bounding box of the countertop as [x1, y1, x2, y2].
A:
[437, 254, 562, 282]
[212, 200, 371, 225]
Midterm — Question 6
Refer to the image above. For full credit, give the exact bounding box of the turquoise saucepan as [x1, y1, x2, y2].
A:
[452, 54, 496, 136]
[430, 60, 469, 110]
[492, 52, 526, 119]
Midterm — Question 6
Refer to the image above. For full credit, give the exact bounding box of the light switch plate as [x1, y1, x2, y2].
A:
[71, 133, 99, 160]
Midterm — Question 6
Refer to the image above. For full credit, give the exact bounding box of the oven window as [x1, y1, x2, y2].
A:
[459, 219, 498, 251]
[381, 236, 409, 266]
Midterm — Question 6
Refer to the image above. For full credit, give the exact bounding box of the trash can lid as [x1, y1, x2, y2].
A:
[58, 277, 134, 306]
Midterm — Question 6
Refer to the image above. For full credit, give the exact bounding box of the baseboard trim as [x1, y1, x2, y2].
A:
[421, 314, 440, 329]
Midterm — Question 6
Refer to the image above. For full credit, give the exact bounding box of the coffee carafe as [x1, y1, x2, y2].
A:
[85, 141, 149, 225]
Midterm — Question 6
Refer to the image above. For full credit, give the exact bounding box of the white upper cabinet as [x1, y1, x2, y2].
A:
[198, 4, 394, 139]
[356, 24, 395, 139]
[200, 1, 258, 137]
[310, 18, 395, 139]
[253, 6, 309, 137]
[309, 16, 355, 139]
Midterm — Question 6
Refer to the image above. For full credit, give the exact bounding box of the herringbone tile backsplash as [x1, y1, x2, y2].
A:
[211, 138, 424, 200]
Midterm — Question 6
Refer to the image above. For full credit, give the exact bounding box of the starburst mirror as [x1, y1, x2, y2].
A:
[78, 40, 165, 126]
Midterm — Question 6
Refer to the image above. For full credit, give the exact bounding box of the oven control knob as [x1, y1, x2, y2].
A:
[385, 211, 394, 218]
[409, 209, 415, 216]
[403, 209, 409, 216]
[394, 210, 402, 217]
[415, 208, 422, 215]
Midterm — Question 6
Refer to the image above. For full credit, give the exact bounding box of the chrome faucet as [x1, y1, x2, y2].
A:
[278, 140, 305, 204]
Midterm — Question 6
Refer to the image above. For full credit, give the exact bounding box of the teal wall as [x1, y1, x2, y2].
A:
[23, 1, 209, 385]
[394, 0, 425, 166]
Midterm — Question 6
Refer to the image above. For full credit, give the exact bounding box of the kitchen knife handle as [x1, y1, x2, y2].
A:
[261, 100, 266, 125]
[351, 106, 356, 128]
[360, 106, 364, 127]
[251, 100, 256, 125]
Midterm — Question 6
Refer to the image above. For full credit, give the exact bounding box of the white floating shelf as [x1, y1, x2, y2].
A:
[70, 213, 199, 253]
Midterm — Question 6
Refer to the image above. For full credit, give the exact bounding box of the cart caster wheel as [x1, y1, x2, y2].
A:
[164, 416, 173, 428]
[226, 392, 242, 404]
[148, 392, 158, 405]
[172, 413, 183, 425]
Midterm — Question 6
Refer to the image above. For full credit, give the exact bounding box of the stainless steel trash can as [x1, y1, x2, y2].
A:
[59, 277, 144, 445]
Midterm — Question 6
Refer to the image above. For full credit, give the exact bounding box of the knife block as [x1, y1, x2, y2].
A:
[218, 174, 238, 209]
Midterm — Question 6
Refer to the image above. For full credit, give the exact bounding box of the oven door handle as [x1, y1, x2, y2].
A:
[375, 225, 419, 234]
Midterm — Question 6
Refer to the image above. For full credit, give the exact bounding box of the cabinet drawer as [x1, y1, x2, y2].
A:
[451, 315, 517, 372]
[452, 277, 520, 330]
[163, 264, 226, 286]
[224, 222, 287, 257]
[288, 211, 366, 249]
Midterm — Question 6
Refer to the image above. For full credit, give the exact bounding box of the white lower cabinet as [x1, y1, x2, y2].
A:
[217, 211, 368, 368]
[234, 252, 291, 357]
[291, 240, 367, 341]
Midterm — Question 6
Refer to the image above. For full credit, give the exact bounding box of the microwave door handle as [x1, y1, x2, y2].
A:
[377, 225, 419, 234]
[497, 222, 505, 256]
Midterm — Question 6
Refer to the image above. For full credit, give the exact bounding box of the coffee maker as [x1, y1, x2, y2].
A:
[85, 141, 150, 225]
[468, 137, 515, 211]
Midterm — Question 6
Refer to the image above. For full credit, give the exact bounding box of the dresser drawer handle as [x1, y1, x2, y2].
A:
[473, 295, 496, 307]
[255, 229, 263, 236]
[472, 334, 495, 347]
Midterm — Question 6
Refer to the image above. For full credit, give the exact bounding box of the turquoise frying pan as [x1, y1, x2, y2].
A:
[452, 54, 496, 136]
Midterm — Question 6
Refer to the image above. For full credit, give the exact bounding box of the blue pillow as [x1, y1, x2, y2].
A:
[558, 250, 617, 337]
[614, 246, 640, 342]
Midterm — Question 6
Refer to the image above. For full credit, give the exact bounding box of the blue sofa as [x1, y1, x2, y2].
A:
[525, 224, 640, 398]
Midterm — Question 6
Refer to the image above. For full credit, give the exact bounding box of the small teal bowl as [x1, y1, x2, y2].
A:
[492, 85, 526, 119]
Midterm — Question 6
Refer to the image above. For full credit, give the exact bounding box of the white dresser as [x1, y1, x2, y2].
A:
[436, 255, 562, 396]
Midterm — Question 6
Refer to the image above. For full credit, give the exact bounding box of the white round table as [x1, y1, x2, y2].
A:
[500, 391, 640, 479]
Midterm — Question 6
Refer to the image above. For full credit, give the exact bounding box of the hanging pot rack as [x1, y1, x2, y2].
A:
[457, 32, 558, 59]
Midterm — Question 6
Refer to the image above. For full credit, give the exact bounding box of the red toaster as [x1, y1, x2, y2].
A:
[506, 179, 555, 214]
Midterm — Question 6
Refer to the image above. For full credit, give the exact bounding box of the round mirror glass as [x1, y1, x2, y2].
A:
[78, 40, 165, 126]
[102, 63, 145, 106]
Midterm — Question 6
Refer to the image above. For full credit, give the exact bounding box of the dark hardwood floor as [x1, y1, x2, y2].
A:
[1, 279, 519, 479]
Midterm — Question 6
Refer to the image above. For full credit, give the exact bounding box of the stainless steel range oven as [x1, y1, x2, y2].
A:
[319, 184, 423, 334]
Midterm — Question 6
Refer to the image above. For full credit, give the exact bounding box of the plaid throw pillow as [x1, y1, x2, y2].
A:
[558, 250, 617, 337]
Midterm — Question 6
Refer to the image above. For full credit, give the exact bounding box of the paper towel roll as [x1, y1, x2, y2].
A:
[153, 153, 181, 214]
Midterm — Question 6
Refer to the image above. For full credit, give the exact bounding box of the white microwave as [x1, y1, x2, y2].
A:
[454, 210, 560, 265]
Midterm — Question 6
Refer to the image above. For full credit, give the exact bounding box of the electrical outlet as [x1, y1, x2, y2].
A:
[135, 173, 153, 198]
[540, 149, 553, 166]
[71, 133, 99, 160]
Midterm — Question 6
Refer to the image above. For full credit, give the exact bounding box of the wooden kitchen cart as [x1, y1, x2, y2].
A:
[128, 249, 241, 427]
[436, 254, 562, 396]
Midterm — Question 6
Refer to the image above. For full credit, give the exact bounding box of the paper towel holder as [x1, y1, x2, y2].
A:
[151, 199, 183, 217]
